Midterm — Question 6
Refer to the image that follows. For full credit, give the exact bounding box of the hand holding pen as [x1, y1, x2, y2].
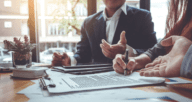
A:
[113, 49, 136, 75]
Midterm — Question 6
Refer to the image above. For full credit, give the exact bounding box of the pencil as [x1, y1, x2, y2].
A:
[124, 49, 129, 76]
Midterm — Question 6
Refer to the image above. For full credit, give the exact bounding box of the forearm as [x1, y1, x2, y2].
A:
[134, 54, 152, 70]
[144, 42, 166, 61]
[180, 45, 192, 78]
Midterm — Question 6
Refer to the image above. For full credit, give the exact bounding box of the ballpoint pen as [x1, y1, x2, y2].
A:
[124, 49, 129, 76]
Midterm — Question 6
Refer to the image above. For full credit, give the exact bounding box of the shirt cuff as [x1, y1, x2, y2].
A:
[69, 56, 77, 66]
[180, 45, 192, 78]
[132, 48, 138, 55]
[125, 44, 138, 56]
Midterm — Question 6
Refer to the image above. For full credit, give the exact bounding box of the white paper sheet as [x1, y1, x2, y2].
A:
[47, 72, 165, 93]
[16, 70, 192, 102]
[27, 92, 192, 102]
[26, 88, 148, 102]
[46, 69, 192, 85]
[17, 80, 43, 95]
[17, 70, 192, 95]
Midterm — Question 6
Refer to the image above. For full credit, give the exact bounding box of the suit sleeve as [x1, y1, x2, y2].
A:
[135, 12, 157, 54]
[143, 42, 166, 61]
[74, 20, 92, 63]
[180, 45, 192, 78]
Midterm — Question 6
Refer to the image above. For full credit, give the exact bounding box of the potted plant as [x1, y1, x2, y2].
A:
[3, 35, 36, 68]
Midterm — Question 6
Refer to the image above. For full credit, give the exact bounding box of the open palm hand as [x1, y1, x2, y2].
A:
[140, 36, 192, 77]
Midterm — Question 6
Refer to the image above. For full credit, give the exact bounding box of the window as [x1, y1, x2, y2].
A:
[75, 4, 87, 16]
[20, 2, 28, 14]
[47, 4, 59, 16]
[151, 0, 168, 39]
[37, 0, 86, 63]
[0, 0, 29, 62]
[4, 21, 12, 28]
[48, 23, 65, 35]
[4, 1, 12, 7]
[21, 22, 29, 35]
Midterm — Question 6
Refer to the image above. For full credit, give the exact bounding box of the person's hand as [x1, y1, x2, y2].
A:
[100, 31, 127, 59]
[52, 52, 71, 66]
[113, 54, 137, 74]
[140, 36, 192, 77]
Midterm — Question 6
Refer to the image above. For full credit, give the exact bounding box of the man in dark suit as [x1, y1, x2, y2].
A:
[52, 0, 157, 66]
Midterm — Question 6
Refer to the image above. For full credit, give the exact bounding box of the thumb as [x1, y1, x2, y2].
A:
[119, 31, 127, 44]
[161, 36, 179, 47]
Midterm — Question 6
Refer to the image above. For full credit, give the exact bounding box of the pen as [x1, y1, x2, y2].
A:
[124, 49, 129, 76]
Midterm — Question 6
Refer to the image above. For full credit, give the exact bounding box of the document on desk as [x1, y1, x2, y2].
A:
[27, 92, 192, 102]
[47, 72, 165, 93]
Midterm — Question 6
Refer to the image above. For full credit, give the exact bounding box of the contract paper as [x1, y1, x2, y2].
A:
[46, 72, 165, 93]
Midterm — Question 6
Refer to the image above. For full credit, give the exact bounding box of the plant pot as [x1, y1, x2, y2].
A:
[12, 51, 32, 68]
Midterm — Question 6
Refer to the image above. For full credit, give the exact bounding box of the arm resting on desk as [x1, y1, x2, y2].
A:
[180, 45, 192, 78]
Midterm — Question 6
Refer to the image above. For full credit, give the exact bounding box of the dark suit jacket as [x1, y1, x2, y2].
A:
[74, 6, 157, 64]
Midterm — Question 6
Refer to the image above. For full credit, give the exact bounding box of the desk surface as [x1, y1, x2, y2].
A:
[1, 72, 192, 102]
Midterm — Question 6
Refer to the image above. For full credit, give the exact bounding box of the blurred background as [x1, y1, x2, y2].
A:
[0, 0, 168, 64]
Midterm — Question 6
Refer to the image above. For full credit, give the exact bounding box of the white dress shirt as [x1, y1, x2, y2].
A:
[103, 3, 127, 44]
[70, 3, 137, 66]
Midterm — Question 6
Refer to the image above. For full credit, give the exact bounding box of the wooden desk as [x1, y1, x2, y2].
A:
[0, 72, 34, 102]
[1, 72, 192, 102]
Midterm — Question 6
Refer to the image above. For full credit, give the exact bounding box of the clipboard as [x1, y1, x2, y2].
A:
[39, 77, 56, 90]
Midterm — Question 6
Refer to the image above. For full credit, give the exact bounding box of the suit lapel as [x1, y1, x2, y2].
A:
[112, 6, 133, 44]
[92, 13, 109, 62]
[93, 13, 106, 45]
